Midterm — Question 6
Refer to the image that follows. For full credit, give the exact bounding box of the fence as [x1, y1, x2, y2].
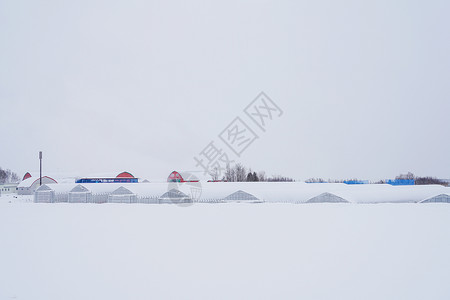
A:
[35, 192, 175, 204]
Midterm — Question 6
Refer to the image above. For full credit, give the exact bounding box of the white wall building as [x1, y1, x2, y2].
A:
[17, 176, 57, 195]
[0, 183, 19, 195]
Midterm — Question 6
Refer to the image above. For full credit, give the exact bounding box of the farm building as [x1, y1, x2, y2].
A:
[420, 194, 450, 203]
[222, 190, 261, 203]
[167, 171, 200, 183]
[108, 186, 137, 203]
[385, 179, 415, 186]
[68, 185, 92, 203]
[17, 176, 57, 195]
[116, 172, 134, 178]
[159, 189, 191, 204]
[34, 185, 55, 203]
[304, 192, 349, 203]
[0, 183, 19, 195]
[76, 171, 138, 183]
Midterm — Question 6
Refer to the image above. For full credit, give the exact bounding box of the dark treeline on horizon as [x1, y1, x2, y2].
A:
[305, 172, 448, 186]
[209, 163, 294, 182]
[0, 167, 19, 184]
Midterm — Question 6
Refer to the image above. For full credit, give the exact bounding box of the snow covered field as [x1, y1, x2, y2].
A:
[0, 201, 449, 300]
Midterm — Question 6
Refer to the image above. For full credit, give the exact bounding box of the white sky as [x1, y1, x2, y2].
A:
[1, 0, 449, 181]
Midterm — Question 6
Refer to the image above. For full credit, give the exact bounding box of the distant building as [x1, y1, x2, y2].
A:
[17, 176, 58, 195]
[167, 171, 199, 183]
[68, 185, 92, 203]
[0, 183, 19, 195]
[222, 190, 261, 203]
[108, 186, 137, 203]
[420, 194, 450, 203]
[386, 179, 415, 186]
[116, 172, 135, 179]
[76, 171, 138, 183]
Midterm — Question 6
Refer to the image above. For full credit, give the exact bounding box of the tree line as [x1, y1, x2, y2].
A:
[396, 172, 448, 186]
[0, 167, 19, 184]
[209, 163, 294, 182]
[305, 172, 448, 186]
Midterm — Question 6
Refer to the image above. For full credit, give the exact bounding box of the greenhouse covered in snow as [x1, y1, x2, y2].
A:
[69, 185, 92, 203]
[33, 181, 450, 205]
[420, 194, 450, 203]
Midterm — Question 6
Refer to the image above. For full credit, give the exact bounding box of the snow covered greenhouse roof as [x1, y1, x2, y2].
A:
[31, 182, 450, 204]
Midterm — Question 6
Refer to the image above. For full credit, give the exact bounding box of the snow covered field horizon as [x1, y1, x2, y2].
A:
[1, 201, 449, 300]
[1, 0, 449, 299]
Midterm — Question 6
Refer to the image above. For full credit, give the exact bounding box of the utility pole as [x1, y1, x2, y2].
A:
[39, 151, 42, 186]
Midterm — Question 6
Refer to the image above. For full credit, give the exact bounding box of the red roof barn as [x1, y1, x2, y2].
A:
[116, 171, 135, 178]
[167, 171, 199, 183]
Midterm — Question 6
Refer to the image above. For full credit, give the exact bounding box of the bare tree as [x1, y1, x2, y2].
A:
[0, 167, 19, 184]
[396, 172, 415, 180]
[305, 178, 325, 183]
[222, 163, 291, 182]
[10, 172, 19, 183]
[235, 163, 246, 182]
[415, 177, 447, 186]
[225, 163, 233, 182]
[268, 175, 294, 182]
[0, 169, 6, 184]
[209, 167, 220, 181]
[232, 166, 237, 181]
[258, 171, 266, 182]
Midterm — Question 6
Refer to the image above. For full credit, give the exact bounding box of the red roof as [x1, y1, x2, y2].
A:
[23, 172, 32, 180]
[167, 171, 199, 182]
[116, 172, 135, 178]
[168, 171, 183, 182]
[18, 176, 57, 188]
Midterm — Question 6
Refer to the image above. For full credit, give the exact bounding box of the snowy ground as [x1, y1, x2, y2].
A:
[0, 200, 449, 300]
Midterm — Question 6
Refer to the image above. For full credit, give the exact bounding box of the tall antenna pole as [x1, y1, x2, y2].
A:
[39, 151, 42, 186]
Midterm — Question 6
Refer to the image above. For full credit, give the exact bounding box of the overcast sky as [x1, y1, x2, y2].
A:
[1, 0, 449, 181]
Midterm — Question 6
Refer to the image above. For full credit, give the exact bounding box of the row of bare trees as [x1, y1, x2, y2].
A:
[0, 167, 20, 184]
[209, 163, 294, 182]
